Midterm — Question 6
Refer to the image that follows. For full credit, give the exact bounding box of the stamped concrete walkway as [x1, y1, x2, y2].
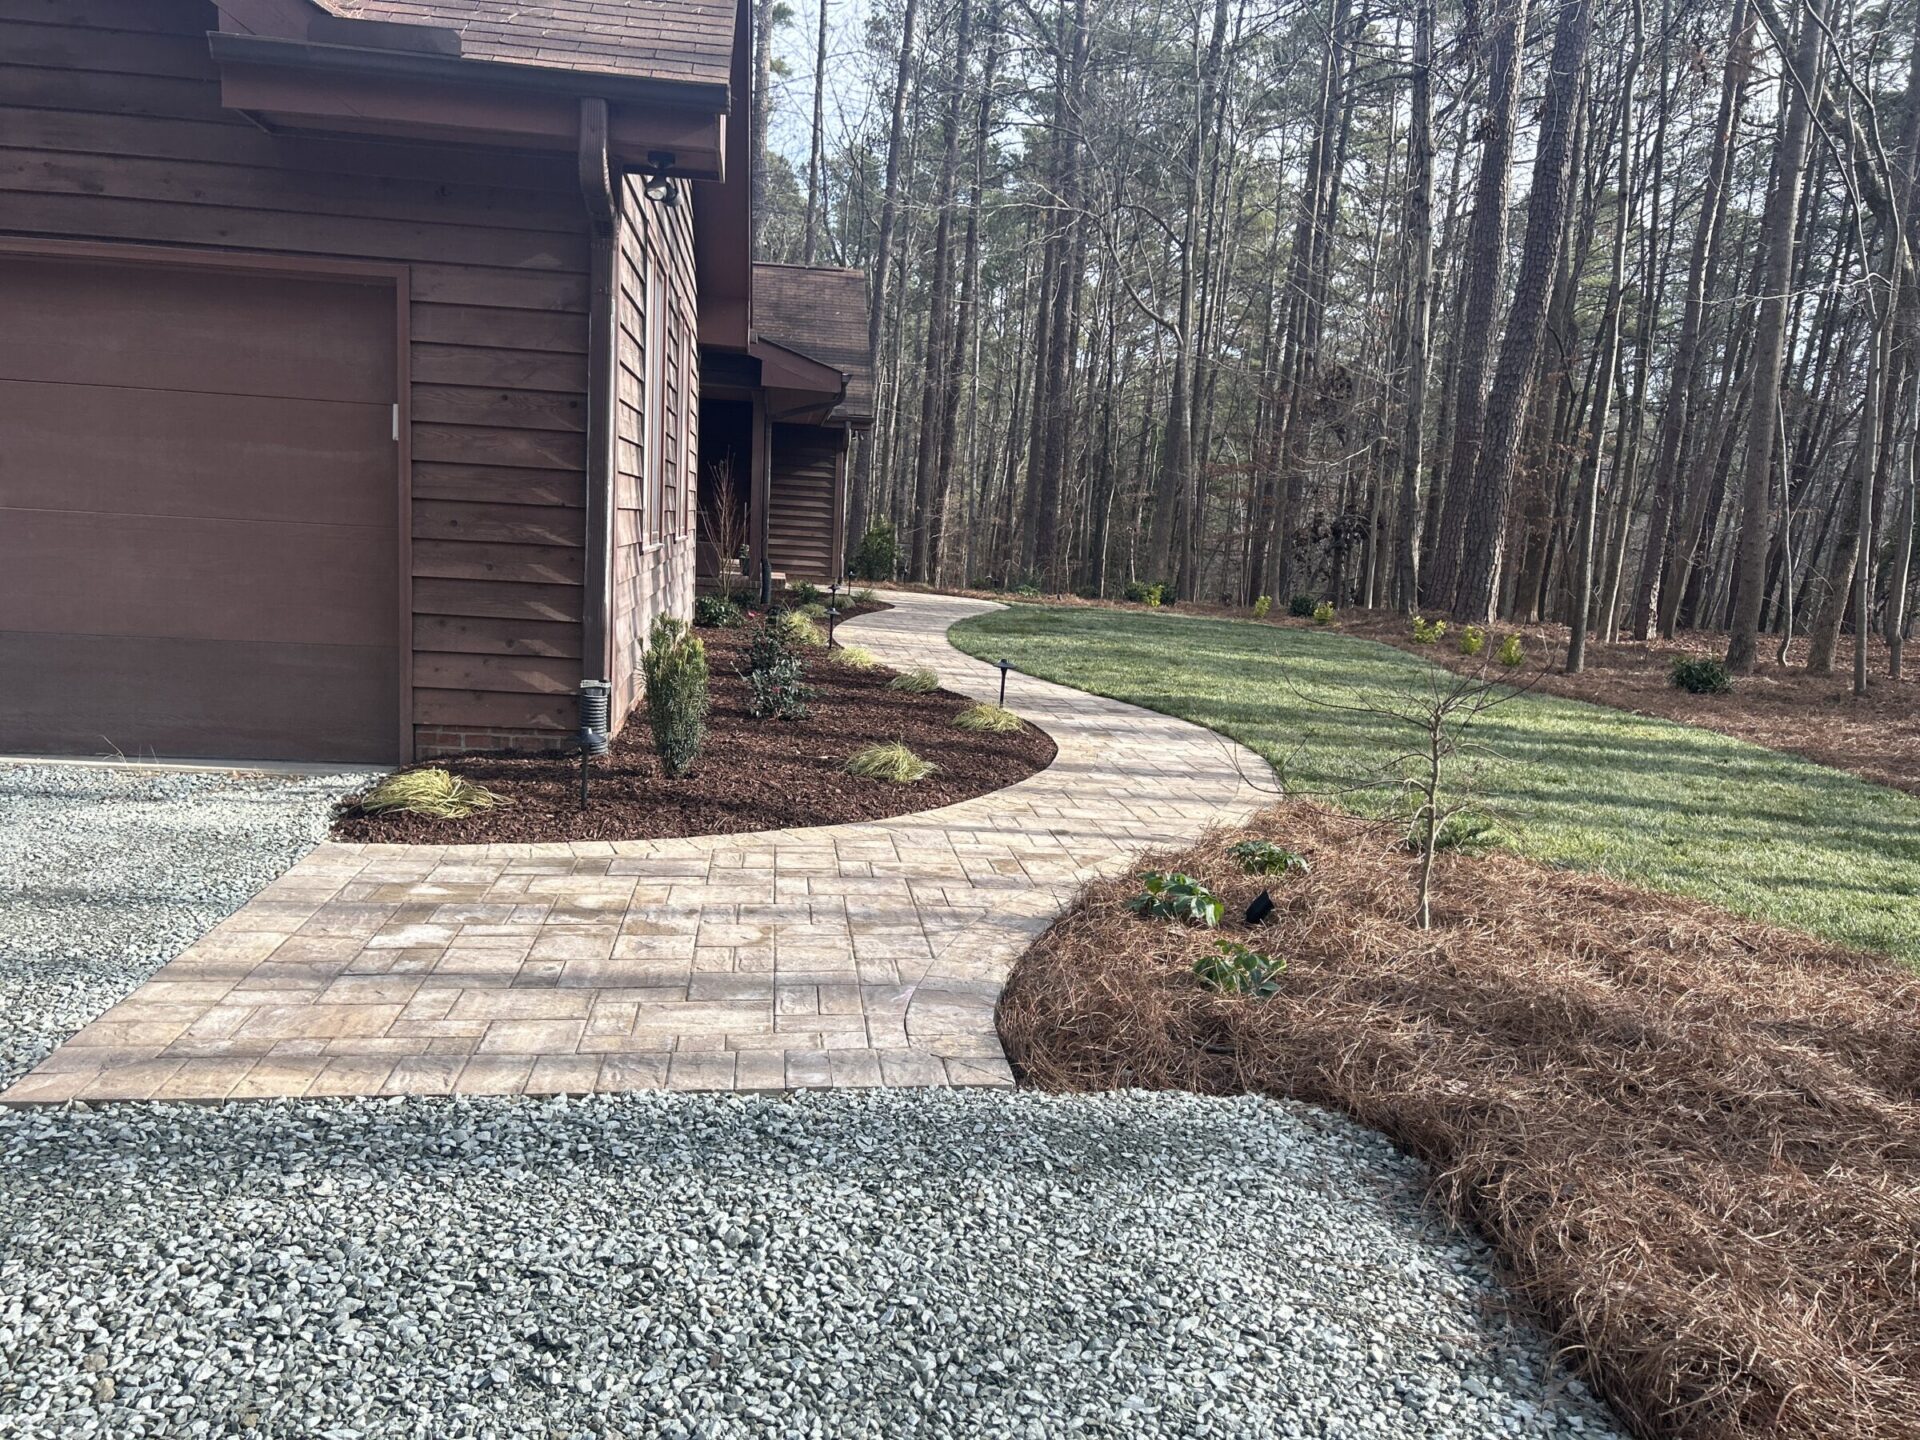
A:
[4, 594, 1270, 1105]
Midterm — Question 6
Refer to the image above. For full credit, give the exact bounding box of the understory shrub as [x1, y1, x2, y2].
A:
[358, 768, 504, 820]
[1124, 580, 1166, 607]
[845, 741, 936, 782]
[1411, 614, 1447, 645]
[953, 703, 1024, 734]
[775, 610, 826, 649]
[693, 594, 744, 629]
[1312, 601, 1335, 625]
[642, 615, 708, 778]
[790, 581, 822, 606]
[1670, 655, 1733, 695]
[1458, 625, 1486, 657]
[1227, 839, 1309, 877]
[850, 522, 898, 581]
[851, 587, 878, 606]
[1127, 872, 1223, 927]
[1252, 595, 1272, 619]
[796, 601, 829, 622]
[745, 612, 796, 672]
[1193, 938, 1286, 998]
[1497, 634, 1525, 667]
[1288, 595, 1317, 618]
[746, 657, 811, 721]
[888, 667, 940, 695]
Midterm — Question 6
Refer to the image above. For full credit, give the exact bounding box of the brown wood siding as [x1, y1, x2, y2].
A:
[0, 0, 695, 755]
[766, 425, 846, 583]
[607, 174, 699, 726]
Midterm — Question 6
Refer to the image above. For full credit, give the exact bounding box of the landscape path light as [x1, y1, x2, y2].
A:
[997, 658, 1012, 707]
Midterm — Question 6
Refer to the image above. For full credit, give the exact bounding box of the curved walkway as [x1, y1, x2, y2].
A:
[3, 593, 1270, 1105]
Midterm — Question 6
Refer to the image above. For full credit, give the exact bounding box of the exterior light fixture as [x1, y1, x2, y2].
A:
[642, 151, 678, 205]
[826, 579, 841, 647]
[997, 659, 1012, 707]
[1245, 890, 1275, 925]
[576, 679, 611, 809]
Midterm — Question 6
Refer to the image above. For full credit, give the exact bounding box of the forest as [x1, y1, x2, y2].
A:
[747, 0, 1920, 683]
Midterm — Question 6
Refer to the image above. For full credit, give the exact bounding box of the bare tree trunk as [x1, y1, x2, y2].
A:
[1393, 0, 1435, 612]
[749, 0, 778, 256]
[801, 0, 830, 266]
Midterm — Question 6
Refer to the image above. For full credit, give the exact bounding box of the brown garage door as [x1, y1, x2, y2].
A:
[0, 254, 400, 763]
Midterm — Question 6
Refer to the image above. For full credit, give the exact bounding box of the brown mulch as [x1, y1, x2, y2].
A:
[333, 623, 1055, 844]
[1001, 801, 1920, 1440]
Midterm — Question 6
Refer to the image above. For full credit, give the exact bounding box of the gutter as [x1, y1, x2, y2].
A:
[207, 32, 732, 113]
[578, 98, 617, 719]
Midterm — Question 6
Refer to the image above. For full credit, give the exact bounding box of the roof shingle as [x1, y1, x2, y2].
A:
[753, 263, 874, 423]
[318, 0, 735, 90]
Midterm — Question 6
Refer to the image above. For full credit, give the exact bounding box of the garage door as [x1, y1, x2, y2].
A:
[0, 255, 400, 763]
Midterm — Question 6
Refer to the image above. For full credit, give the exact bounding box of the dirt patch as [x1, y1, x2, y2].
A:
[1001, 801, 1920, 1440]
[333, 621, 1055, 844]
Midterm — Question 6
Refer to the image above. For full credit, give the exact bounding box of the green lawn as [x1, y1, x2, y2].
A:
[951, 605, 1920, 965]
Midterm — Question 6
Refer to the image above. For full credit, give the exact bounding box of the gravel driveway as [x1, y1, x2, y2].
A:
[0, 763, 360, 1087]
[1, 1089, 1624, 1439]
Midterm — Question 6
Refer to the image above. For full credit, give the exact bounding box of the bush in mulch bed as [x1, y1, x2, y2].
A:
[332, 627, 1053, 845]
[1000, 800, 1920, 1440]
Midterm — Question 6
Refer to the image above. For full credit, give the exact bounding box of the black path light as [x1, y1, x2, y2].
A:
[576, 679, 611, 809]
[997, 658, 1012, 707]
[826, 578, 841, 647]
[1245, 890, 1276, 925]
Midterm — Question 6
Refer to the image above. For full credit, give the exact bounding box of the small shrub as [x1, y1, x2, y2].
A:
[642, 616, 708, 778]
[889, 667, 940, 695]
[1193, 938, 1287, 998]
[845, 741, 937, 783]
[850, 588, 878, 606]
[1312, 601, 1335, 625]
[790, 581, 823, 606]
[746, 656, 812, 720]
[776, 610, 826, 649]
[834, 645, 878, 669]
[1671, 655, 1733, 695]
[1252, 594, 1272, 619]
[1411, 614, 1448, 645]
[850, 522, 897, 581]
[1014, 582, 1043, 598]
[1458, 625, 1486, 657]
[1289, 595, 1317, 618]
[1127, 871, 1224, 928]
[1124, 580, 1166, 607]
[1497, 634, 1525, 667]
[693, 594, 745, 629]
[745, 612, 796, 672]
[796, 601, 829, 622]
[1227, 839, 1309, 877]
[953, 703, 1024, 734]
[358, 768, 505, 820]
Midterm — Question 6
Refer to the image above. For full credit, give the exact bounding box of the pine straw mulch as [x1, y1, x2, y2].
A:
[1000, 801, 1920, 1440]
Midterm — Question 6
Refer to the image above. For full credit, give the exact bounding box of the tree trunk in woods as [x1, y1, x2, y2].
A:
[801, 0, 830, 266]
[1393, 0, 1435, 613]
[1727, 0, 1824, 674]
[1450, 0, 1593, 622]
[749, 0, 777, 256]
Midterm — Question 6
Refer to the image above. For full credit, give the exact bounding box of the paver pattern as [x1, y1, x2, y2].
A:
[3, 594, 1270, 1104]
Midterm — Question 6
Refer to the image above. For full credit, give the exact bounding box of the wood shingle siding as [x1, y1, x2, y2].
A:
[766, 425, 846, 583]
[1, 0, 704, 757]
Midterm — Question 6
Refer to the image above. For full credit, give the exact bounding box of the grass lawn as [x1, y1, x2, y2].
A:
[951, 605, 1920, 965]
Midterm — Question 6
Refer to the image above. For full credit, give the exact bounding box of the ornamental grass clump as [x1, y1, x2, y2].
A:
[776, 610, 826, 649]
[833, 644, 879, 669]
[953, 703, 1024, 734]
[844, 741, 937, 783]
[642, 615, 708, 778]
[358, 768, 505, 820]
[889, 667, 940, 695]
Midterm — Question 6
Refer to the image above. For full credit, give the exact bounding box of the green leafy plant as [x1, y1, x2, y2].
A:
[790, 581, 822, 606]
[850, 588, 878, 606]
[953, 703, 1024, 734]
[1193, 938, 1287, 997]
[1127, 871, 1224, 928]
[745, 611, 796, 672]
[834, 644, 878, 669]
[693, 594, 744, 629]
[1670, 655, 1733, 695]
[844, 741, 937, 782]
[1227, 839, 1309, 877]
[1014, 582, 1043, 598]
[642, 616, 708, 778]
[1124, 580, 1166, 607]
[1411, 614, 1448, 645]
[1497, 634, 1525, 667]
[1458, 625, 1486, 657]
[851, 522, 898, 581]
[796, 601, 829, 622]
[1289, 595, 1317, 618]
[1312, 601, 1335, 625]
[776, 610, 826, 649]
[888, 667, 940, 694]
[1252, 594, 1272, 619]
[747, 656, 812, 720]
[358, 768, 505, 820]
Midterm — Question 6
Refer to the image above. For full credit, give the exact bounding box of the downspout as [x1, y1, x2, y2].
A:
[577, 98, 616, 740]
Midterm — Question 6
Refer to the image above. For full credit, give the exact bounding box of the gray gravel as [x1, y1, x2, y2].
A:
[0, 1089, 1626, 1439]
[0, 762, 362, 1087]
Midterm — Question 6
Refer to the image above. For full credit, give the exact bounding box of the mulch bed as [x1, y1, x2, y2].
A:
[1001, 801, 1920, 1440]
[333, 619, 1055, 844]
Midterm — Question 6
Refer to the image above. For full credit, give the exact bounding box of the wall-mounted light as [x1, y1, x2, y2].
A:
[643, 151, 679, 205]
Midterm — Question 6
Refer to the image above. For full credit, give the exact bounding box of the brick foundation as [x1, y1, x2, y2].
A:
[414, 728, 571, 760]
